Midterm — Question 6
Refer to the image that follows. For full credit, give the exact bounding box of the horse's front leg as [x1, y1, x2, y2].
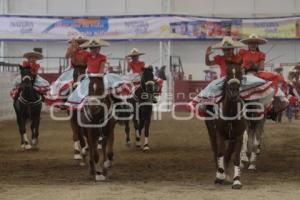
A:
[215, 133, 226, 184]
[143, 117, 151, 152]
[232, 133, 243, 189]
[31, 116, 40, 150]
[124, 120, 131, 147]
[137, 119, 145, 149]
[205, 120, 218, 169]
[88, 128, 105, 181]
[104, 120, 115, 172]
[19, 113, 31, 150]
[70, 113, 82, 160]
[133, 118, 141, 148]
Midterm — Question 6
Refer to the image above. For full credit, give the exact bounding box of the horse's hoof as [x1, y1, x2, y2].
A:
[126, 141, 131, 147]
[74, 153, 82, 160]
[214, 178, 225, 185]
[24, 144, 32, 150]
[241, 154, 249, 162]
[135, 141, 141, 148]
[143, 145, 150, 152]
[104, 160, 112, 169]
[81, 147, 88, 156]
[79, 161, 86, 167]
[232, 180, 243, 189]
[248, 164, 256, 170]
[95, 174, 106, 182]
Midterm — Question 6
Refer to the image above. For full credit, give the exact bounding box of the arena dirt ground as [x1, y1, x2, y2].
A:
[0, 112, 299, 200]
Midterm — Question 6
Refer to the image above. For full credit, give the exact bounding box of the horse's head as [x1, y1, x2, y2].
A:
[141, 66, 156, 94]
[19, 65, 34, 88]
[87, 75, 106, 115]
[225, 61, 243, 101]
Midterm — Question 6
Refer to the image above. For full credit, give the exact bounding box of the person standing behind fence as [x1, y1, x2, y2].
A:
[287, 94, 298, 122]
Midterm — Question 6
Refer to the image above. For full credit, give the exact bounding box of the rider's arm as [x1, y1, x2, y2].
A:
[258, 53, 266, 71]
[205, 47, 216, 66]
[126, 56, 131, 73]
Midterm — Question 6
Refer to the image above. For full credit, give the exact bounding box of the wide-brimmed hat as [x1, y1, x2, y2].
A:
[240, 34, 268, 45]
[80, 38, 110, 48]
[127, 48, 145, 57]
[211, 36, 246, 49]
[68, 36, 89, 45]
[23, 51, 43, 60]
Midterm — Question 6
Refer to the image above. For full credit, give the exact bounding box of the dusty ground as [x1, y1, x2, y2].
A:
[0, 112, 299, 200]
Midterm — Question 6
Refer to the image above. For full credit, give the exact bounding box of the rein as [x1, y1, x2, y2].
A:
[18, 92, 42, 107]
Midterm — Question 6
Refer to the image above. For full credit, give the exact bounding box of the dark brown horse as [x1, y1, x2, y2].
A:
[124, 67, 156, 151]
[13, 66, 42, 150]
[205, 62, 246, 189]
[80, 74, 115, 181]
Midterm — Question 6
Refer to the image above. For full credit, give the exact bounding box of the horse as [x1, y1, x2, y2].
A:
[124, 66, 157, 151]
[13, 66, 42, 150]
[205, 62, 246, 189]
[69, 64, 89, 161]
[79, 74, 115, 181]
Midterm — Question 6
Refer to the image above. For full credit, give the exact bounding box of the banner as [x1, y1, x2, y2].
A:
[242, 17, 297, 38]
[0, 15, 300, 41]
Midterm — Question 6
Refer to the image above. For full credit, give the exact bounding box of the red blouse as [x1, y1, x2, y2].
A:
[71, 49, 90, 66]
[86, 53, 107, 74]
[128, 61, 145, 74]
[22, 60, 40, 75]
[213, 55, 241, 77]
[239, 49, 265, 69]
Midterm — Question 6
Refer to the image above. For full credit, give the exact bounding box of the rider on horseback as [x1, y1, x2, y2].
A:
[125, 48, 158, 103]
[190, 36, 275, 115]
[238, 34, 289, 117]
[11, 50, 49, 100]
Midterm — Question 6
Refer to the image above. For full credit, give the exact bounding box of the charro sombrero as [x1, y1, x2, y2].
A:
[80, 38, 110, 48]
[23, 51, 43, 60]
[240, 34, 268, 45]
[211, 36, 246, 49]
[127, 48, 145, 57]
[68, 36, 89, 45]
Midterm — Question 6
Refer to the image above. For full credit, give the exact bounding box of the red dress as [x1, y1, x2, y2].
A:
[22, 60, 40, 75]
[86, 53, 107, 74]
[213, 55, 241, 77]
[128, 61, 145, 73]
[238, 49, 265, 69]
[71, 49, 90, 66]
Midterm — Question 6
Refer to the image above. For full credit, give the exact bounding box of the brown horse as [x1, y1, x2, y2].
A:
[70, 65, 88, 161]
[205, 62, 246, 189]
[79, 74, 115, 181]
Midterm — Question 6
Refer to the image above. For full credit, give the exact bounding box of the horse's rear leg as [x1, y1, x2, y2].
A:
[143, 118, 151, 152]
[247, 129, 257, 170]
[232, 134, 243, 189]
